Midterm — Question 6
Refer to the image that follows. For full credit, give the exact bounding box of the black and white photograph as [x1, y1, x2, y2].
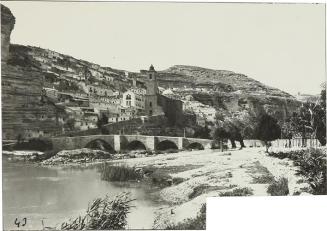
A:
[1, 0, 326, 230]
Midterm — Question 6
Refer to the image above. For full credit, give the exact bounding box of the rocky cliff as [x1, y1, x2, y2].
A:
[1, 4, 15, 63]
[1, 4, 65, 140]
[158, 65, 300, 121]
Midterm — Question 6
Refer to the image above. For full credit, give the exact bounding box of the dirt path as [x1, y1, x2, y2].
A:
[112, 147, 309, 227]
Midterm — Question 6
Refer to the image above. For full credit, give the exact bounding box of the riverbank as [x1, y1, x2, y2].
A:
[109, 147, 320, 228]
[3, 146, 324, 229]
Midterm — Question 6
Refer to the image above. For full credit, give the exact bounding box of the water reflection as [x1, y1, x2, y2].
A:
[2, 160, 162, 230]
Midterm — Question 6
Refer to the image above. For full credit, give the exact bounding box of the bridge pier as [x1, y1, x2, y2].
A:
[114, 135, 121, 152]
[146, 136, 155, 151]
[178, 137, 183, 150]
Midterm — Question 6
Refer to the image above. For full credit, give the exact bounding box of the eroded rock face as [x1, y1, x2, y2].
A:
[1, 65, 65, 140]
[1, 4, 66, 140]
[1, 4, 15, 63]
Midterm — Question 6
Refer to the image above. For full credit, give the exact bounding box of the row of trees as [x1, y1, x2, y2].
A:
[213, 85, 326, 152]
[213, 112, 280, 152]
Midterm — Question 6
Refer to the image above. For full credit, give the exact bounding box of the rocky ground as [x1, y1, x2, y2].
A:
[110, 147, 315, 228]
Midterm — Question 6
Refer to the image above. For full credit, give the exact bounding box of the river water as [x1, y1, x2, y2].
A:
[2, 159, 163, 230]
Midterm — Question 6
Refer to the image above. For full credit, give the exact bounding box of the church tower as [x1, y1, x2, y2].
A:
[145, 65, 159, 116]
[146, 64, 159, 95]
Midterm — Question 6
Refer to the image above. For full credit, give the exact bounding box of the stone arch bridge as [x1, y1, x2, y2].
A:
[50, 135, 212, 152]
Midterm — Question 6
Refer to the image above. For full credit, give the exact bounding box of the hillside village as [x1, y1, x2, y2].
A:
[1, 3, 302, 141]
[10, 43, 221, 137]
[3, 11, 222, 141]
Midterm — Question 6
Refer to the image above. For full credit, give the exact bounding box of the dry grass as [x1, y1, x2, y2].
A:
[99, 164, 143, 182]
[219, 187, 253, 197]
[60, 193, 134, 230]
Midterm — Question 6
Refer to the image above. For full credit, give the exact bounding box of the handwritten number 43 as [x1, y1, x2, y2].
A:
[14, 218, 27, 228]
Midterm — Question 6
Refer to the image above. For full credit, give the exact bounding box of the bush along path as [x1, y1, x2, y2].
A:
[267, 148, 326, 195]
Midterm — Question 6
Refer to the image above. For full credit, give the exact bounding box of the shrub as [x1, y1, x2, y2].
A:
[150, 170, 173, 187]
[189, 185, 210, 199]
[267, 177, 289, 196]
[252, 175, 275, 184]
[172, 177, 184, 185]
[99, 164, 143, 182]
[269, 148, 326, 195]
[142, 166, 173, 187]
[60, 193, 134, 230]
[164, 204, 206, 230]
[219, 187, 253, 197]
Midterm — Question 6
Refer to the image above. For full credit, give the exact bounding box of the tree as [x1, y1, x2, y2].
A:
[193, 125, 211, 139]
[66, 118, 76, 131]
[212, 110, 229, 151]
[255, 114, 281, 152]
[213, 126, 229, 151]
[314, 87, 326, 145]
[97, 114, 109, 129]
[212, 109, 248, 149]
[225, 122, 245, 149]
[287, 86, 326, 146]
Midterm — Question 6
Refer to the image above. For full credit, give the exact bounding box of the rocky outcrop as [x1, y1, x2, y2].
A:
[159, 65, 301, 121]
[162, 65, 294, 98]
[1, 65, 66, 139]
[1, 4, 15, 63]
[1, 4, 66, 140]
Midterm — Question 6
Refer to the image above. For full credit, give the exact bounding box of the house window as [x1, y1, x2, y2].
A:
[149, 102, 152, 107]
[149, 74, 152, 80]
[149, 110, 153, 115]
[126, 94, 131, 100]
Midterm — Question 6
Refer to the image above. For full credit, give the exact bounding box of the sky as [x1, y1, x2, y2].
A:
[2, 1, 326, 95]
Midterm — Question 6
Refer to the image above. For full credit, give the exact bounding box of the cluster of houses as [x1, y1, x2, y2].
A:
[30, 46, 216, 133]
[41, 60, 171, 131]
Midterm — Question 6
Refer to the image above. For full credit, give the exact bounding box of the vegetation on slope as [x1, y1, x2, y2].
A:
[268, 148, 327, 195]
[267, 177, 290, 196]
[163, 204, 206, 230]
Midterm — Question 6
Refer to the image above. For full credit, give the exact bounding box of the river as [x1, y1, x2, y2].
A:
[2, 159, 163, 230]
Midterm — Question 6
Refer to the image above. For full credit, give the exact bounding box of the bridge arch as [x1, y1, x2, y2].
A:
[85, 139, 115, 153]
[187, 142, 205, 150]
[126, 140, 147, 150]
[156, 140, 179, 151]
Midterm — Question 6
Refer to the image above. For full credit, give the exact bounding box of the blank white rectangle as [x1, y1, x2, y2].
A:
[207, 196, 327, 231]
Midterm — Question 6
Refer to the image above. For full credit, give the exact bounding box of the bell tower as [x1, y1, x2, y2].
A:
[145, 65, 159, 116]
[146, 64, 158, 95]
